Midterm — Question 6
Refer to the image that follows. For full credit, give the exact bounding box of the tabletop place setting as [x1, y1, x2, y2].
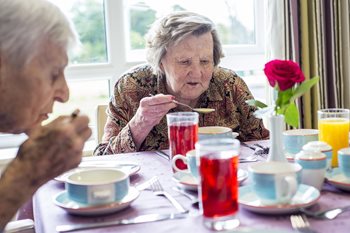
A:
[35, 108, 350, 233]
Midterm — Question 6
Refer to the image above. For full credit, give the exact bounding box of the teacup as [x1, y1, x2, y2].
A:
[249, 162, 302, 204]
[65, 168, 129, 205]
[283, 129, 319, 159]
[198, 126, 238, 141]
[338, 148, 350, 179]
[302, 141, 332, 171]
[172, 149, 198, 179]
[295, 149, 327, 190]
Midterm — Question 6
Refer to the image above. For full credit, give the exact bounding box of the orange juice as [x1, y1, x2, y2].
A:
[318, 118, 350, 167]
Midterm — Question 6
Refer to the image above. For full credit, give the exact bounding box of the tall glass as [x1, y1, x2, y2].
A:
[196, 138, 240, 231]
[318, 108, 350, 167]
[166, 112, 199, 171]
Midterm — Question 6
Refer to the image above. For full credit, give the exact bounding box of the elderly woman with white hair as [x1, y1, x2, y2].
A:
[94, 11, 269, 156]
[0, 0, 91, 229]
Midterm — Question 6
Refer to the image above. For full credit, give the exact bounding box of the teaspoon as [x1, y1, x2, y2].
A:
[172, 100, 215, 114]
[300, 206, 350, 220]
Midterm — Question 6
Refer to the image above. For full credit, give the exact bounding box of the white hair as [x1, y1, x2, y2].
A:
[0, 0, 78, 68]
[145, 11, 224, 77]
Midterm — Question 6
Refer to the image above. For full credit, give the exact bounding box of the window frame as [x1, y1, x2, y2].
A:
[0, 0, 266, 149]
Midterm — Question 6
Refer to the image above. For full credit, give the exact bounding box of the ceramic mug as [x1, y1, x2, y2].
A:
[283, 129, 319, 159]
[198, 126, 238, 141]
[338, 148, 350, 179]
[295, 149, 327, 190]
[249, 162, 302, 204]
[172, 149, 198, 179]
[302, 141, 332, 171]
[65, 168, 129, 205]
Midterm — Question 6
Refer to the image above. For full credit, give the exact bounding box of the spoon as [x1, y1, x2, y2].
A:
[172, 187, 199, 209]
[241, 142, 265, 155]
[300, 206, 350, 220]
[172, 100, 215, 114]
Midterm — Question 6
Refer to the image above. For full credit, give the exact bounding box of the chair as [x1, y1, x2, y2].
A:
[95, 104, 108, 144]
[4, 219, 35, 233]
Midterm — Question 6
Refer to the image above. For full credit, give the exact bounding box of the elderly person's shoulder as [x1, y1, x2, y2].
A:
[213, 66, 244, 83]
[116, 63, 157, 87]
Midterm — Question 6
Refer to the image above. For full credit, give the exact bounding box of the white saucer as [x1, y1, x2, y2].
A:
[172, 169, 248, 191]
[55, 162, 140, 182]
[53, 187, 139, 216]
[326, 168, 350, 191]
[239, 184, 320, 214]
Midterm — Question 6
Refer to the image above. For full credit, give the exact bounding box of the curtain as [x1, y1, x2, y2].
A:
[266, 0, 350, 129]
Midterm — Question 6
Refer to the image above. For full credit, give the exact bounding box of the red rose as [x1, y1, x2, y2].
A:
[264, 59, 305, 91]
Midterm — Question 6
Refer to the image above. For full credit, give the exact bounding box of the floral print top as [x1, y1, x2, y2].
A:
[93, 64, 269, 156]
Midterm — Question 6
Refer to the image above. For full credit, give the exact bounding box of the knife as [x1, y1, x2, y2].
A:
[56, 212, 189, 232]
[155, 150, 171, 161]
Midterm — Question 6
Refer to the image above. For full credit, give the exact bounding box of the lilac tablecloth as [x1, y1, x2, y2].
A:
[33, 140, 350, 233]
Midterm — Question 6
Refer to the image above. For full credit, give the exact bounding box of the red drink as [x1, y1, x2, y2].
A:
[200, 155, 239, 218]
[169, 122, 198, 170]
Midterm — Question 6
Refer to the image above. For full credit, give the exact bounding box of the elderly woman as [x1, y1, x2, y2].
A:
[0, 0, 91, 229]
[94, 11, 268, 156]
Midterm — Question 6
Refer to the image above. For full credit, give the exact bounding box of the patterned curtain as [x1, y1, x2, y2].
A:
[266, 0, 350, 128]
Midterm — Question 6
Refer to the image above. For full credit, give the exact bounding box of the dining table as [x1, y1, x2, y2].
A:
[32, 140, 350, 233]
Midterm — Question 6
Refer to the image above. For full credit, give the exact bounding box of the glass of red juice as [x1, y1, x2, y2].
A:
[196, 138, 240, 231]
[166, 112, 199, 171]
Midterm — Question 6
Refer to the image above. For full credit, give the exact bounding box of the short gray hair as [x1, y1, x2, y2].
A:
[145, 11, 224, 77]
[0, 0, 78, 68]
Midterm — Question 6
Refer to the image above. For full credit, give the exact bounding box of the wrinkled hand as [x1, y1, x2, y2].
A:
[15, 114, 92, 187]
[134, 94, 176, 128]
[129, 94, 176, 149]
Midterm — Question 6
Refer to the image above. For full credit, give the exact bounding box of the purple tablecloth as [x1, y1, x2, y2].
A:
[33, 141, 350, 233]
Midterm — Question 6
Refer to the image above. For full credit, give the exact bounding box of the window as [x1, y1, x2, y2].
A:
[49, 0, 108, 64]
[1, 0, 266, 149]
[126, 0, 265, 70]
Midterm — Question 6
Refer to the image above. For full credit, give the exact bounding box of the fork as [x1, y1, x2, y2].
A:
[290, 214, 318, 233]
[150, 177, 188, 213]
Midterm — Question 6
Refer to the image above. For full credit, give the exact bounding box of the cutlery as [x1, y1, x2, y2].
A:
[253, 143, 269, 154]
[172, 100, 215, 114]
[241, 142, 266, 156]
[172, 187, 198, 202]
[149, 94, 214, 114]
[172, 187, 199, 209]
[300, 205, 350, 220]
[79, 162, 138, 169]
[290, 214, 318, 233]
[155, 150, 170, 161]
[135, 177, 158, 191]
[56, 212, 189, 232]
[239, 154, 258, 163]
[149, 177, 188, 213]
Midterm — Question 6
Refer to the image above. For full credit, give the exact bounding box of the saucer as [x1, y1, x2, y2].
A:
[239, 184, 320, 214]
[53, 187, 139, 216]
[55, 161, 140, 182]
[172, 169, 249, 191]
[326, 168, 350, 191]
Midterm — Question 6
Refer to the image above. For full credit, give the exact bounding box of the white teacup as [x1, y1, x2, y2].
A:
[295, 149, 327, 190]
[65, 168, 129, 205]
[172, 149, 198, 179]
[338, 148, 350, 179]
[302, 141, 332, 171]
[249, 162, 302, 204]
[283, 129, 319, 159]
[198, 126, 238, 141]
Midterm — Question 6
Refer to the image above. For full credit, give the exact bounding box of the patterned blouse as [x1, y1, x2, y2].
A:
[93, 64, 269, 156]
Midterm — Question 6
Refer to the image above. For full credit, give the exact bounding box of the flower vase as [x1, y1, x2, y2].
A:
[267, 114, 287, 162]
